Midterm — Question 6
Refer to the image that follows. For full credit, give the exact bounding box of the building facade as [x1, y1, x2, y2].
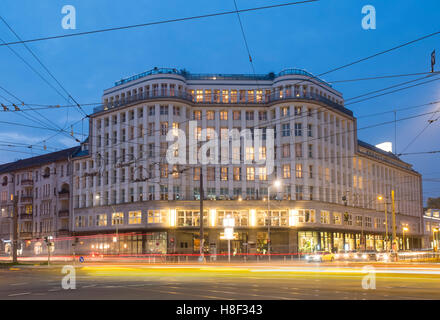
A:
[68, 67, 424, 256]
[0, 148, 78, 255]
[423, 209, 440, 250]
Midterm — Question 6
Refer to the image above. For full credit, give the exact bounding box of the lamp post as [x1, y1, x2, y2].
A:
[267, 180, 281, 261]
[377, 195, 389, 251]
[95, 194, 120, 255]
[402, 226, 409, 251]
[433, 227, 439, 252]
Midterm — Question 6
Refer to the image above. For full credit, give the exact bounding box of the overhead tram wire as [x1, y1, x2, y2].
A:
[344, 73, 438, 102]
[345, 75, 440, 106]
[0, 1, 319, 47]
[0, 18, 87, 149]
[286, 29, 440, 92]
[3, 95, 439, 163]
[0, 15, 88, 118]
[328, 71, 440, 84]
[0, 38, 83, 144]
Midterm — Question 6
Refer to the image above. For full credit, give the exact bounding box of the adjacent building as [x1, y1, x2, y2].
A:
[423, 209, 440, 249]
[0, 147, 78, 255]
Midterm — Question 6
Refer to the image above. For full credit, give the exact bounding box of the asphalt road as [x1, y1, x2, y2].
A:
[1, 262, 440, 300]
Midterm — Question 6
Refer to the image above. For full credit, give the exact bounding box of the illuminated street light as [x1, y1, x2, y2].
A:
[433, 227, 439, 252]
[267, 179, 282, 261]
[377, 195, 389, 251]
[402, 226, 409, 251]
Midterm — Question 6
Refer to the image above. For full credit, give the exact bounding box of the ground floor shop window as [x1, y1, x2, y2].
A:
[298, 231, 319, 253]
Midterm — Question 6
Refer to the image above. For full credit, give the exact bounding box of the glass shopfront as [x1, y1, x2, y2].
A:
[298, 231, 319, 253]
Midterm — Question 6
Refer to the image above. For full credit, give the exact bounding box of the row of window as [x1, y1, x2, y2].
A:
[73, 209, 386, 229]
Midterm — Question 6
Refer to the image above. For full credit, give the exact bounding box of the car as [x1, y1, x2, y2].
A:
[305, 251, 335, 262]
[376, 252, 394, 262]
[334, 251, 353, 261]
[356, 251, 378, 261]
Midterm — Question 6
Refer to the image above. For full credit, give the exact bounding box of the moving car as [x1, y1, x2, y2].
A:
[305, 251, 335, 262]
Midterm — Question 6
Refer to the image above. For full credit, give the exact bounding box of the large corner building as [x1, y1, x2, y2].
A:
[1, 67, 424, 256]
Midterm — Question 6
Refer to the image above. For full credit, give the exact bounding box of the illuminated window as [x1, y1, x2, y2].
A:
[245, 147, 254, 161]
[193, 110, 202, 120]
[222, 90, 229, 103]
[259, 147, 266, 160]
[258, 167, 267, 181]
[196, 90, 204, 102]
[233, 167, 241, 181]
[221, 167, 228, 181]
[247, 90, 254, 102]
[129, 211, 142, 224]
[148, 210, 168, 224]
[256, 90, 263, 102]
[231, 90, 238, 103]
[283, 164, 291, 179]
[207, 111, 215, 120]
[333, 212, 342, 225]
[112, 212, 124, 225]
[96, 214, 107, 226]
[220, 111, 228, 120]
[246, 167, 255, 181]
[296, 164, 303, 179]
[320, 211, 330, 224]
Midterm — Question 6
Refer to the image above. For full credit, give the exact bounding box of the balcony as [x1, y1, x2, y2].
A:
[20, 213, 33, 220]
[94, 91, 351, 117]
[21, 179, 33, 186]
[20, 196, 33, 204]
[58, 209, 69, 217]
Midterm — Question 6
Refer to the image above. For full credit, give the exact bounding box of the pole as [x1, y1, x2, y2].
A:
[228, 239, 231, 263]
[48, 242, 51, 266]
[384, 199, 388, 251]
[199, 167, 204, 262]
[403, 229, 405, 251]
[267, 186, 271, 262]
[391, 190, 397, 252]
[12, 196, 18, 264]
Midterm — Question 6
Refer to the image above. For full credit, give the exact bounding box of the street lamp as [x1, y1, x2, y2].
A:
[267, 179, 281, 261]
[95, 194, 120, 255]
[402, 226, 409, 251]
[433, 227, 439, 252]
[377, 195, 389, 251]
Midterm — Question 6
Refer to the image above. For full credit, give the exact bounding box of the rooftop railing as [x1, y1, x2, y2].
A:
[94, 91, 351, 116]
[114, 67, 332, 87]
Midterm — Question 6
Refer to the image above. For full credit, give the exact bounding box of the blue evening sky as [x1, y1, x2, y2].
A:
[0, 0, 439, 203]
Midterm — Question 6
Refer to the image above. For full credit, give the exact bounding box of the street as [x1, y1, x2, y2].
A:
[1, 261, 440, 300]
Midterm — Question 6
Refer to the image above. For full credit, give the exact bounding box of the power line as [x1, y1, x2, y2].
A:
[0, 1, 319, 47]
[317, 30, 440, 77]
[0, 15, 87, 120]
[345, 75, 440, 106]
[328, 71, 440, 84]
[345, 73, 437, 102]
